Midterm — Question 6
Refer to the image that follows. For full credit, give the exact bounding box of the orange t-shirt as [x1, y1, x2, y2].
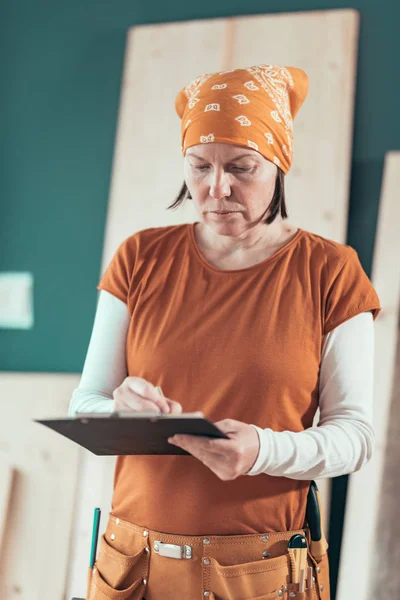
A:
[97, 223, 381, 535]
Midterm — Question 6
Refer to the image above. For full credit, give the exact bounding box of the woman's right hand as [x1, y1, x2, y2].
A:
[112, 376, 183, 414]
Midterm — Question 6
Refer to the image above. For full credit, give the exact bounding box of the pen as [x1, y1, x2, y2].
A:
[90, 508, 101, 569]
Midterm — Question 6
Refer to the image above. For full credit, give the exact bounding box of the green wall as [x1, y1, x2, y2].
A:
[1, 0, 398, 372]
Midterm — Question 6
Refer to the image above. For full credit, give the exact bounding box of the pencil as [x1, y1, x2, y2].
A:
[299, 568, 306, 592]
[307, 566, 313, 588]
[90, 507, 101, 569]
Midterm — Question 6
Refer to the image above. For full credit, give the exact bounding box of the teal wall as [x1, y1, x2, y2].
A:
[1, 1, 398, 372]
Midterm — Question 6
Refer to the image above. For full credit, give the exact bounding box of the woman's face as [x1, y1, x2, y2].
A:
[184, 142, 278, 235]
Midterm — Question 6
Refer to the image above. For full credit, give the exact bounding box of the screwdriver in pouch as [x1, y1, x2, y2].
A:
[288, 534, 308, 592]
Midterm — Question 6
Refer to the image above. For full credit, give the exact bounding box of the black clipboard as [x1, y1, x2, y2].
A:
[34, 411, 230, 456]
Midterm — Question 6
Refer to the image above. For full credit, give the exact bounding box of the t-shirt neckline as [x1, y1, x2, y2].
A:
[187, 221, 304, 274]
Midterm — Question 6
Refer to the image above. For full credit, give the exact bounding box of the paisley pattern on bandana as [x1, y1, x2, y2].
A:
[247, 64, 295, 162]
[175, 63, 309, 174]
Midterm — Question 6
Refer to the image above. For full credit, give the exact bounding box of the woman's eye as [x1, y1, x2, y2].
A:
[194, 166, 251, 172]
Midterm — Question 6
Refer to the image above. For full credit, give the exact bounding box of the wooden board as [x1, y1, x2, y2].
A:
[369, 328, 400, 595]
[66, 9, 360, 597]
[336, 152, 400, 600]
[0, 373, 80, 600]
[0, 457, 14, 556]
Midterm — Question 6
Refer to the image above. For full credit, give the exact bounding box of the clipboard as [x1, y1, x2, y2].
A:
[34, 411, 230, 456]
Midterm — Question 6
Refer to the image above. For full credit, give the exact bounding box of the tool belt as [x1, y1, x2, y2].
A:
[85, 480, 330, 600]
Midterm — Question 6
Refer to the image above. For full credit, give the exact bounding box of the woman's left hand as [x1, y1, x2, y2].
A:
[168, 418, 260, 480]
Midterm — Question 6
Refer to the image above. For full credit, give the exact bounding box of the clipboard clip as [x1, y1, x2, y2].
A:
[109, 411, 165, 418]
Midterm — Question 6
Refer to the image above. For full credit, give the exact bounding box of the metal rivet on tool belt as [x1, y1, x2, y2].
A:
[289, 593, 296, 598]
[204, 592, 210, 597]
[204, 558, 210, 565]
[142, 579, 147, 585]
[262, 550, 271, 558]
[262, 535, 269, 542]
[110, 534, 115, 541]
[313, 577, 316, 583]
[284, 586, 288, 592]
[320, 585, 324, 591]
[143, 530, 148, 537]
[203, 538, 210, 544]
[278, 591, 283, 597]
[317, 567, 321, 573]
[116, 518, 120, 525]
[144, 547, 150, 553]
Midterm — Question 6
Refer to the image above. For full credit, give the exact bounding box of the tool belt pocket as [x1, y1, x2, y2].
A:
[208, 549, 321, 600]
[209, 552, 292, 600]
[308, 550, 330, 600]
[86, 533, 148, 599]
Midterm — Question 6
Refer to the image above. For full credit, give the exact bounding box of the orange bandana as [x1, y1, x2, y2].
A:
[175, 64, 309, 174]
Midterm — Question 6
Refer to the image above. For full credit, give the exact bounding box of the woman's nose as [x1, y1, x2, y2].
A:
[209, 171, 231, 198]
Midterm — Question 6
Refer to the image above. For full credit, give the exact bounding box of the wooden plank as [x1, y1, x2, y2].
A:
[0, 373, 80, 600]
[369, 330, 400, 595]
[67, 10, 359, 597]
[230, 9, 360, 242]
[337, 152, 400, 600]
[0, 457, 14, 555]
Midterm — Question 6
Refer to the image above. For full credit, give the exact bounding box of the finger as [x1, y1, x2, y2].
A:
[121, 395, 164, 413]
[169, 436, 224, 474]
[153, 386, 183, 414]
[170, 435, 219, 455]
[170, 432, 237, 458]
[154, 387, 183, 414]
[127, 381, 170, 413]
[213, 419, 239, 431]
[166, 399, 183, 414]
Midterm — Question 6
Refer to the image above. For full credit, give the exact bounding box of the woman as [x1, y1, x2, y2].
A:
[70, 64, 381, 600]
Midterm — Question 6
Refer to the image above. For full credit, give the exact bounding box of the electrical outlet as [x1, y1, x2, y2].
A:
[0, 272, 34, 329]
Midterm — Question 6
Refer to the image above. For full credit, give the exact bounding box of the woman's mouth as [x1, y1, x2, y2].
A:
[209, 211, 240, 218]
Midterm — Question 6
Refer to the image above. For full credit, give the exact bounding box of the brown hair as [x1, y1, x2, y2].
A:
[166, 168, 288, 225]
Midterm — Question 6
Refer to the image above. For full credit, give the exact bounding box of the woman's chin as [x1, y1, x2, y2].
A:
[203, 212, 243, 227]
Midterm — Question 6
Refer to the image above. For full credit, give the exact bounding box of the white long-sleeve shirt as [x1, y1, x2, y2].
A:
[68, 290, 376, 480]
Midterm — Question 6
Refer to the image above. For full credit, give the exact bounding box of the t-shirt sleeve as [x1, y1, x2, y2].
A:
[96, 235, 137, 305]
[323, 247, 381, 335]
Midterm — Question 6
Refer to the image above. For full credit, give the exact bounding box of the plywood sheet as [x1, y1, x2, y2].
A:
[369, 331, 400, 597]
[67, 9, 359, 597]
[0, 373, 80, 600]
[337, 152, 400, 600]
[102, 9, 359, 262]
[0, 457, 14, 555]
